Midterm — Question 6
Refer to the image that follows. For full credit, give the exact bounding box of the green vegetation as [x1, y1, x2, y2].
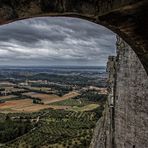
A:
[50, 98, 89, 107]
[29, 73, 106, 87]
[71, 104, 99, 112]
[4, 109, 102, 148]
[0, 116, 34, 143]
[0, 99, 5, 103]
[0, 67, 107, 147]
[74, 90, 107, 103]
[50, 90, 107, 107]
[32, 98, 43, 104]
[31, 83, 73, 96]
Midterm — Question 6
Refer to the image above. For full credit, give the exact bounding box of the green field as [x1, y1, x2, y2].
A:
[49, 98, 90, 107]
[71, 104, 100, 112]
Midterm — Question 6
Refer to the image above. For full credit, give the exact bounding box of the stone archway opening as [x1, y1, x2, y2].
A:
[0, 1, 147, 147]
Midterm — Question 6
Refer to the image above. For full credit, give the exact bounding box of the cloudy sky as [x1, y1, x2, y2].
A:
[0, 17, 116, 66]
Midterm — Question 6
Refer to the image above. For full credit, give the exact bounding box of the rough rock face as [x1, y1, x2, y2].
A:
[115, 37, 148, 148]
[90, 37, 148, 148]
[0, 0, 148, 73]
[90, 56, 117, 148]
[89, 103, 111, 148]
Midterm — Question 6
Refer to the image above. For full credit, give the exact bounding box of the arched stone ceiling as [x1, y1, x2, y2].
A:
[0, 0, 148, 73]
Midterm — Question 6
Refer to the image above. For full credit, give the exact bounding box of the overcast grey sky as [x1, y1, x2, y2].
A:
[0, 17, 116, 66]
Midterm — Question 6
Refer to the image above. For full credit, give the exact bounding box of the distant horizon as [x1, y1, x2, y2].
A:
[0, 65, 106, 68]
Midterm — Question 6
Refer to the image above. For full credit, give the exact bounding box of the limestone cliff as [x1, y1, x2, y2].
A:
[90, 36, 148, 148]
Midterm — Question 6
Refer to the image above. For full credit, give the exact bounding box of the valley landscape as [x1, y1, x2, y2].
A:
[0, 66, 107, 148]
[0, 1, 147, 147]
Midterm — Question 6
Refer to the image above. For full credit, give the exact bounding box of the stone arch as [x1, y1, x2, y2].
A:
[0, 0, 148, 73]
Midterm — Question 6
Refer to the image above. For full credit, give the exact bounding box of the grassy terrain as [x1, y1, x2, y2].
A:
[71, 104, 99, 112]
[49, 98, 89, 107]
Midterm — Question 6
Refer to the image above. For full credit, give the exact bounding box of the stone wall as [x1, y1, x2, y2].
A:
[114, 36, 148, 148]
[90, 36, 148, 148]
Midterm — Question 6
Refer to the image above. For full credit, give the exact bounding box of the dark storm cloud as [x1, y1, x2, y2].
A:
[0, 17, 116, 66]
